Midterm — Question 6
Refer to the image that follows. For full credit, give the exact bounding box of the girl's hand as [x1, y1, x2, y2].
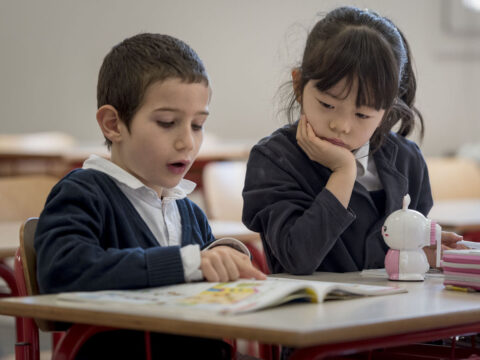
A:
[424, 231, 465, 268]
[296, 114, 355, 172]
[200, 246, 266, 282]
[296, 114, 356, 208]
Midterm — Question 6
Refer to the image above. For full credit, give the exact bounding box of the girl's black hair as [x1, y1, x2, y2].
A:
[286, 6, 423, 150]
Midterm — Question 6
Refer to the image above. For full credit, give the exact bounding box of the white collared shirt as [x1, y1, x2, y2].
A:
[353, 142, 383, 191]
[83, 155, 249, 282]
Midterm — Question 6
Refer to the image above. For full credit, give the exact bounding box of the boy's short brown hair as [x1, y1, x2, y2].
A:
[97, 33, 209, 147]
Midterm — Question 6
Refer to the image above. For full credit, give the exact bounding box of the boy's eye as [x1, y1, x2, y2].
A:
[318, 100, 334, 109]
[156, 121, 174, 128]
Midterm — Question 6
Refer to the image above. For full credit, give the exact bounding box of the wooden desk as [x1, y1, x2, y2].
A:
[429, 198, 480, 233]
[0, 272, 479, 358]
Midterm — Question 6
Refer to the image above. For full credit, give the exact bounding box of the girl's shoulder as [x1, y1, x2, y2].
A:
[383, 132, 426, 164]
[253, 122, 299, 155]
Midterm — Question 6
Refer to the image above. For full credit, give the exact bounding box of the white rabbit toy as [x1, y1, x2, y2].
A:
[382, 194, 441, 281]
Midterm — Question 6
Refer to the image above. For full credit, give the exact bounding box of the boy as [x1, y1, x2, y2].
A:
[35, 33, 265, 359]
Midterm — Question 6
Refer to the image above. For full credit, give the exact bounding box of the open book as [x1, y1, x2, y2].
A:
[57, 278, 407, 315]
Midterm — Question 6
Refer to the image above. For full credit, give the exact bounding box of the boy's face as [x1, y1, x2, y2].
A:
[112, 78, 210, 196]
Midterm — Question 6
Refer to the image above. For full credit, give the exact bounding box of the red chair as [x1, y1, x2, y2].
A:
[13, 218, 114, 360]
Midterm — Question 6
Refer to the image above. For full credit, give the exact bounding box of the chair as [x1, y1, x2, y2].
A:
[426, 157, 480, 242]
[0, 174, 60, 299]
[426, 157, 480, 201]
[13, 218, 113, 360]
[0, 175, 60, 221]
[202, 162, 278, 360]
[202, 161, 269, 273]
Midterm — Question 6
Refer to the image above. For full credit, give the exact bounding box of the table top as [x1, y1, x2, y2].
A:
[1, 272, 479, 347]
[429, 198, 480, 232]
[0, 221, 21, 258]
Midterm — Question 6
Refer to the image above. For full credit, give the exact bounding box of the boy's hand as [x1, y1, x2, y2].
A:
[200, 246, 267, 282]
[424, 231, 466, 268]
[296, 114, 355, 172]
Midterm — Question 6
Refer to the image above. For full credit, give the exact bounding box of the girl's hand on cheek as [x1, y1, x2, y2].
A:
[296, 114, 355, 173]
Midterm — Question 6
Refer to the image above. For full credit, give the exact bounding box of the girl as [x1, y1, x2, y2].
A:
[242, 6, 462, 275]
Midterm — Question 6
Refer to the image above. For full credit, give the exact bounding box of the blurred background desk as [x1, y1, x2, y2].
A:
[429, 199, 480, 241]
[0, 132, 252, 190]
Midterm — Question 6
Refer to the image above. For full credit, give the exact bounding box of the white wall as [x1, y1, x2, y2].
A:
[1, 0, 479, 156]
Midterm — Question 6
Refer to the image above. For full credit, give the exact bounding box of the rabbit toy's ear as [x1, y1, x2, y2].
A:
[402, 194, 411, 210]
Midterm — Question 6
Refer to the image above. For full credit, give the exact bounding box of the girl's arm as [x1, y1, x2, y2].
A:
[242, 142, 356, 275]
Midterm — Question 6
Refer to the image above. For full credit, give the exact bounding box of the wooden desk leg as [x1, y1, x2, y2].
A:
[0, 260, 17, 296]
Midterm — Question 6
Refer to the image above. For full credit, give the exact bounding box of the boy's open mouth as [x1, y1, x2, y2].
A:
[167, 161, 189, 175]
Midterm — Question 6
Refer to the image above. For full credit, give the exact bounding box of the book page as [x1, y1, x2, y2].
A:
[57, 278, 406, 315]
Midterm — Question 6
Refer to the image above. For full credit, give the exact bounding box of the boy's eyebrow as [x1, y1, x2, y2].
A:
[153, 107, 209, 116]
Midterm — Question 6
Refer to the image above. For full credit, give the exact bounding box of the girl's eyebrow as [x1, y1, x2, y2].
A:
[153, 107, 209, 116]
[323, 89, 346, 100]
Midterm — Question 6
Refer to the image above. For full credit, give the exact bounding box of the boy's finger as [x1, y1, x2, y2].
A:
[210, 255, 229, 282]
[240, 266, 267, 280]
[201, 261, 219, 282]
[223, 257, 240, 281]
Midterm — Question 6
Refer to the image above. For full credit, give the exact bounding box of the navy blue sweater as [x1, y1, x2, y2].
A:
[242, 124, 433, 275]
[35, 169, 215, 294]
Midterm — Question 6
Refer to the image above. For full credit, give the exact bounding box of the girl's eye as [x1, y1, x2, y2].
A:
[192, 124, 203, 131]
[356, 113, 370, 119]
[318, 100, 334, 109]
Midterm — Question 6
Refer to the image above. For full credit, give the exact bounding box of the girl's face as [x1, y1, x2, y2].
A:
[300, 77, 385, 151]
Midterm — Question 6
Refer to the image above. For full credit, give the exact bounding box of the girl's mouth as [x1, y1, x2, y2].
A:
[321, 137, 348, 148]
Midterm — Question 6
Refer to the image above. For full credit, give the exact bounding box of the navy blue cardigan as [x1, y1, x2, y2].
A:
[35, 169, 215, 294]
[242, 124, 433, 275]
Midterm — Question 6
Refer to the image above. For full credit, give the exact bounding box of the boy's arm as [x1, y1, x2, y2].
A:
[35, 176, 188, 293]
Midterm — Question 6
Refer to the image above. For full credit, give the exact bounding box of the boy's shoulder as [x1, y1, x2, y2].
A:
[51, 168, 120, 199]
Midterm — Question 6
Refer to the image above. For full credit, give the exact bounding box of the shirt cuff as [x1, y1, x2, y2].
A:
[180, 244, 203, 282]
[203, 237, 251, 257]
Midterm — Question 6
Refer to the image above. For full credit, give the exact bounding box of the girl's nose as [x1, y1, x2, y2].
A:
[329, 115, 352, 134]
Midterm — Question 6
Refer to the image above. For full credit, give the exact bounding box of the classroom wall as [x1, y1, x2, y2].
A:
[0, 0, 479, 156]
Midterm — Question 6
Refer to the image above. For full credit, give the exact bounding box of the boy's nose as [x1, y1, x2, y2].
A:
[174, 127, 194, 151]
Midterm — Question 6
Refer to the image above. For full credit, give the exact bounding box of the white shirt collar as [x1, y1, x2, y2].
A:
[82, 154, 196, 199]
[353, 141, 370, 175]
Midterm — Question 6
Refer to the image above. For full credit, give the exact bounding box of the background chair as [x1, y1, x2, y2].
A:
[426, 157, 480, 201]
[0, 175, 59, 222]
[0, 174, 60, 302]
[202, 161, 268, 273]
[426, 157, 480, 242]
[202, 161, 279, 360]
[14, 218, 112, 360]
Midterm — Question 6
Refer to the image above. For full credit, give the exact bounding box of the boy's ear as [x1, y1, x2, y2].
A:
[291, 68, 302, 103]
[96, 105, 124, 144]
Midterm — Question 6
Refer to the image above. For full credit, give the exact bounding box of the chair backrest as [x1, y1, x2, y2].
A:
[0, 175, 58, 221]
[19, 217, 59, 331]
[426, 157, 480, 201]
[202, 161, 247, 221]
